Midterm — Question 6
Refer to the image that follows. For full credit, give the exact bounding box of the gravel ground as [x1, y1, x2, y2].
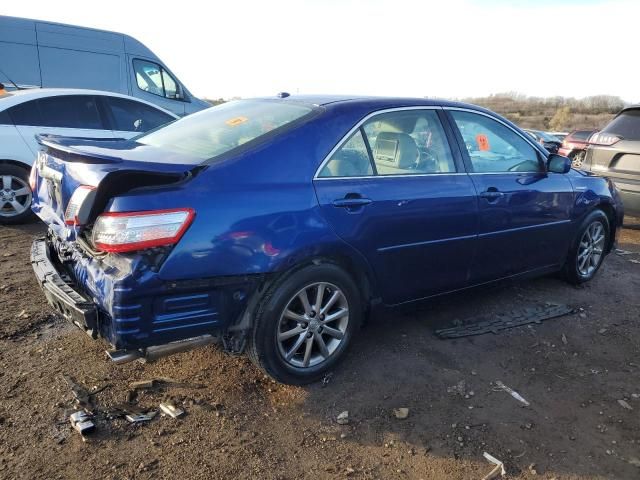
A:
[0, 219, 639, 480]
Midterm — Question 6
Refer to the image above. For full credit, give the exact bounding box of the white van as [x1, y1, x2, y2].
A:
[0, 16, 210, 116]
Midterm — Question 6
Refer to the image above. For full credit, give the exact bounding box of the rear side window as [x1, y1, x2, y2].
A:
[103, 96, 174, 132]
[8, 100, 43, 126]
[319, 109, 456, 177]
[137, 99, 313, 161]
[0, 109, 12, 125]
[602, 110, 640, 140]
[38, 95, 103, 129]
[133, 59, 181, 100]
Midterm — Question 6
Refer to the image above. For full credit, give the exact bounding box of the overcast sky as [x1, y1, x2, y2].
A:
[4, 0, 638, 102]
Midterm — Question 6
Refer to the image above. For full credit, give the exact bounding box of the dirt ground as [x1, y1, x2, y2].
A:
[0, 220, 639, 480]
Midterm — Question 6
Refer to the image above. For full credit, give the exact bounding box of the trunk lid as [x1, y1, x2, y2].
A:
[32, 135, 201, 241]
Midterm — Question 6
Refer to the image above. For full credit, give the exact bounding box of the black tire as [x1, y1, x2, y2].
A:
[247, 263, 362, 385]
[0, 164, 35, 225]
[562, 209, 609, 284]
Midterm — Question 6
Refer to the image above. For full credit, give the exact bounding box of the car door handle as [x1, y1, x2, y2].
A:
[332, 196, 372, 208]
[479, 190, 504, 200]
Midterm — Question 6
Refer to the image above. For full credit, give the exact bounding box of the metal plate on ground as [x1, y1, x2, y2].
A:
[435, 304, 575, 339]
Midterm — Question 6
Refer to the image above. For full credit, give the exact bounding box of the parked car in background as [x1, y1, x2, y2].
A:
[0, 15, 210, 116]
[559, 129, 597, 168]
[0, 87, 177, 224]
[523, 129, 562, 153]
[582, 106, 640, 216]
[550, 132, 569, 142]
[30, 95, 623, 384]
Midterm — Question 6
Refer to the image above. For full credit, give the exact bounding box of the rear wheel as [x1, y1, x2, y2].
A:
[571, 150, 586, 169]
[0, 164, 34, 225]
[562, 210, 609, 284]
[247, 263, 362, 385]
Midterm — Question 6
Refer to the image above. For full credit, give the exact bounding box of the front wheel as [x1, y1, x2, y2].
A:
[562, 210, 609, 284]
[0, 164, 34, 225]
[247, 264, 362, 385]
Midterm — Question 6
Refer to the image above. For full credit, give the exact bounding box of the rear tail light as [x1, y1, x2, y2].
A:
[65, 186, 96, 225]
[92, 208, 195, 253]
[588, 132, 621, 146]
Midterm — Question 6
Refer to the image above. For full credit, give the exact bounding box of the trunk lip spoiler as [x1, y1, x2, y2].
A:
[36, 134, 123, 163]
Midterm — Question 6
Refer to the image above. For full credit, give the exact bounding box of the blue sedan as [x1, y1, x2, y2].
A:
[30, 95, 624, 384]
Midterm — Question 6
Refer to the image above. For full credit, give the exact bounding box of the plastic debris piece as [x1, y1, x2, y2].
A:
[69, 411, 95, 435]
[393, 408, 409, 419]
[130, 380, 158, 390]
[482, 452, 506, 479]
[125, 411, 157, 423]
[618, 399, 633, 411]
[336, 411, 349, 425]
[495, 381, 530, 406]
[160, 402, 185, 418]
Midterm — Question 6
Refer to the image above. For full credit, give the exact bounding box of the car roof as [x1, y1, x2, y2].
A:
[255, 94, 485, 110]
[0, 88, 179, 118]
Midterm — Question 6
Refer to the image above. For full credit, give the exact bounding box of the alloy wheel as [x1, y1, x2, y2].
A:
[577, 220, 606, 277]
[276, 282, 349, 368]
[0, 175, 32, 218]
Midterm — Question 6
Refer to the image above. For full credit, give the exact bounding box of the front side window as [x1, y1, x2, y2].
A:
[450, 111, 541, 173]
[319, 109, 455, 178]
[133, 59, 181, 100]
[136, 99, 313, 162]
[103, 96, 174, 132]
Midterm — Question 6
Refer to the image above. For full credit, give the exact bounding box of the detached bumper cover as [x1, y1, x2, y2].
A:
[31, 238, 99, 337]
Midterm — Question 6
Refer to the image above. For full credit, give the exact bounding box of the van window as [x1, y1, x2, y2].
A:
[133, 59, 181, 100]
[38, 96, 103, 129]
[102, 96, 175, 132]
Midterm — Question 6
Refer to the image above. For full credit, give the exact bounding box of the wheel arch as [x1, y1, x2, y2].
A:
[0, 159, 32, 172]
[594, 200, 618, 253]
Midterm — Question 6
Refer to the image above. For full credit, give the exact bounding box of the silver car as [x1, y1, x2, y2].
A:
[582, 106, 640, 216]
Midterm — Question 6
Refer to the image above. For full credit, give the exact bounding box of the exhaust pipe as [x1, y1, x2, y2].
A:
[106, 334, 219, 365]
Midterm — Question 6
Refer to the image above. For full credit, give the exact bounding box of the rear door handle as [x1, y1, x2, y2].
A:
[479, 190, 504, 200]
[332, 196, 372, 208]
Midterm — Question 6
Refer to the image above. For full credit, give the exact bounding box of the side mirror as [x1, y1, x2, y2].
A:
[547, 153, 571, 174]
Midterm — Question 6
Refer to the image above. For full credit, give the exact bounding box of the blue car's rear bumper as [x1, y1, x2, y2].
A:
[31, 235, 261, 350]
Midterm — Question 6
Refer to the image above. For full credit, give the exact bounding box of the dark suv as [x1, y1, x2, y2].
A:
[583, 106, 640, 216]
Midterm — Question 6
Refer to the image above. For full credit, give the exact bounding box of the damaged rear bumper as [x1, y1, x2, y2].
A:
[30, 235, 264, 352]
[31, 237, 99, 337]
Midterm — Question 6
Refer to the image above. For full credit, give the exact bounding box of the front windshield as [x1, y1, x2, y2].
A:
[137, 99, 313, 161]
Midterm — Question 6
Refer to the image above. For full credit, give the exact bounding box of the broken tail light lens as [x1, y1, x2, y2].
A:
[92, 208, 195, 253]
[65, 186, 96, 225]
[588, 132, 621, 146]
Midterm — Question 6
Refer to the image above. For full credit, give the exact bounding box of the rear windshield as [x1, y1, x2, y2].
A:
[571, 130, 594, 141]
[136, 99, 313, 161]
[603, 109, 640, 140]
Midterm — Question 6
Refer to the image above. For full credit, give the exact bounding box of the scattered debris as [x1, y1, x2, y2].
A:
[494, 381, 530, 406]
[618, 399, 633, 411]
[435, 304, 574, 339]
[528, 463, 538, 475]
[130, 379, 158, 390]
[447, 380, 467, 396]
[160, 402, 185, 418]
[630, 259, 640, 264]
[481, 452, 506, 479]
[599, 328, 608, 335]
[126, 411, 157, 423]
[615, 249, 633, 255]
[62, 375, 95, 410]
[336, 411, 349, 425]
[69, 411, 95, 436]
[393, 408, 409, 419]
[561, 334, 568, 345]
[321, 372, 333, 387]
